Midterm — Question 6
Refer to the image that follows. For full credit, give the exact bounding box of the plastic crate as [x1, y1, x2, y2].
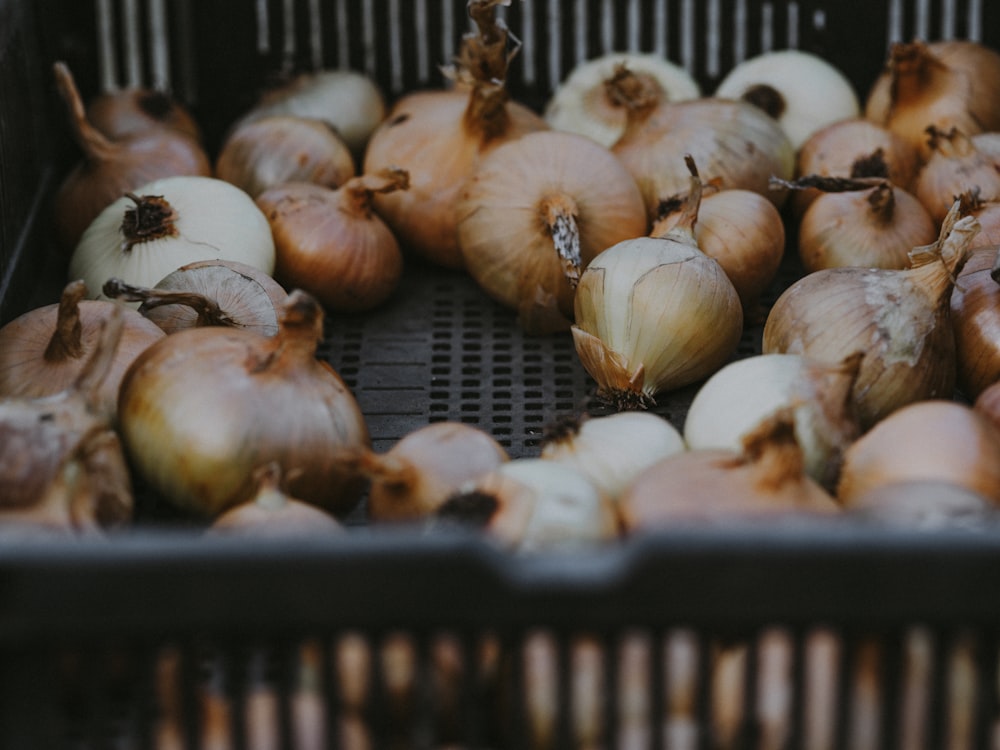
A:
[3, 1, 1000, 748]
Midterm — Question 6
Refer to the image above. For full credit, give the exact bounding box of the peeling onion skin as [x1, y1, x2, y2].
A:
[118, 290, 370, 519]
[837, 400, 1000, 507]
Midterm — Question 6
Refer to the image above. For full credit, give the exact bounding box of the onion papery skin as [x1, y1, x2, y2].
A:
[684, 353, 861, 490]
[914, 128, 1000, 225]
[612, 97, 794, 220]
[793, 118, 922, 218]
[865, 40, 1000, 160]
[797, 185, 936, 272]
[651, 188, 785, 312]
[951, 247, 1000, 399]
[544, 52, 700, 148]
[87, 87, 202, 142]
[572, 236, 743, 404]
[69, 175, 276, 299]
[0, 281, 164, 421]
[457, 130, 648, 331]
[215, 116, 357, 198]
[714, 49, 860, 150]
[837, 400, 1000, 506]
[363, 88, 547, 269]
[118, 291, 370, 518]
[257, 178, 404, 312]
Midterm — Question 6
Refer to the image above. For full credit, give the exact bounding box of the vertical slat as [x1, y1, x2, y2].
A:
[650, 631, 666, 750]
[880, 632, 905, 750]
[602, 631, 620, 750]
[555, 632, 574, 749]
[96, 0, 119, 90]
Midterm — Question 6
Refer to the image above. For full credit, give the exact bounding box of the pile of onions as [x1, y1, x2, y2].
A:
[607, 70, 794, 219]
[865, 39, 1000, 159]
[0, 279, 164, 420]
[363, 0, 547, 269]
[540, 411, 686, 500]
[0, 309, 133, 531]
[215, 116, 356, 198]
[456, 130, 648, 333]
[651, 186, 785, 314]
[102, 260, 288, 336]
[257, 168, 409, 312]
[763, 202, 977, 430]
[684, 352, 862, 490]
[69, 175, 275, 298]
[793, 119, 921, 217]
[52, 61, 211, 251]
[714, 49, 860, 150]
[572, 158, 742, 407]
[837, 400, 1000, 506]
[87, 86, 201, 142]
[544, 53, 700, 147]
[118, 290, 370, 518]
[619, 409, 839, 530]
[773, 175, 936, 272]
[950, 246, 1000, 398]
[913, 127, 1000, 225]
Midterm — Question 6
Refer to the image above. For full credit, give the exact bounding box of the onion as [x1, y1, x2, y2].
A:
[0, 308, 132, 531]
[363, 1, 547, 269]
[215, 116, 356, 198]
[950, 246, 1000, 399]
[714, 49, 860, 150]
[0, 279, 164, 420]
[684, 352, 862, 490]
[436, 458, 618, 551]
[544, 54, 700, 147]
[837, 400, 1000, 506]
[773, 175, 936, 272]
[608, 74, 794, 219]
[51, 61, 211, 252]
[619, 409, 839, 529]
[865, 39, 1000, 159]
[69, 175, 276, 299]
[256, 169, 408, 312]
[763, 202, 977, 430]
[353, 421, 509, 523]
[960, 188, 1000, 250]
[974, 378, 1000, 433]
[102, 260, 288, 336]
[208, 463, 343, 537]
[118, 290, 370, 518]
[456, 130, 648, 333]
[793, 118, 922, 217]
[572, 158, 743, 406]
[846, 480, 998, 530]
[651, 186, 785, 314]
[245, 69, 386, 156]
[87, 86, 201, 142]
[914, 126, 1000, 225]
[539, 411, 685, 500]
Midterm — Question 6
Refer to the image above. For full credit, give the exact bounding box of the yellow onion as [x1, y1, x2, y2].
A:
[608, 72, 794, 219]
[960, 188, 1000, 249]
[619, 409, 839, 530]
[544, 54, 700, 147]
[215, 116, 356, 198]
[363, 1, 547, 269]
[0, 309, 132, 531]
[257, 169, 408, 312]
[684, 352, 862, 491]
[572, 158, 743, 406]
[950, 246, 1000, 398]
[914, 126, 1000, 225]
[457, 130, 647, 334]
[793, 119, 922, 217]
[87, 86, 201, 142]
[118, 290, 369, 518]
[0, 279, 164, 421]
[838, 400, 1000, 506]
[865, 39, 1000, 160]
[714, 49, 860, 150]
[774, 175, 936, 272]
[52, 61, 211, 252]
[102, 260, 288, 336]
[651, 186, 785, 314]
[763, 202, 977, 430]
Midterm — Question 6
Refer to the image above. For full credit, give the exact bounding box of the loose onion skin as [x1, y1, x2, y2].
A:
[0, 279, 164, 421]
[457, 130, 648, 333]
[950, 247, 1000, 399]
[118, 290, 370, 518]
[837, 400, 1000, 507]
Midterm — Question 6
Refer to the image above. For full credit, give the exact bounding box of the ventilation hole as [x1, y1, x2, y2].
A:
[494, 367, 512, 375]
[493, 427, 512, 436]
[461, 416, 479, 424]
[461, 404, 480, 412]
[525, 415, 544, 423]
[525, 391, 543, 399]
[493, 378, 512, 387]
[493, 353, 512, 363]
[462, 366, 482, 375]
[494, 403, 512, 412]
[524, 376, 542, 384]
[431, 367, 450, 376]
[462, 355, 482, 364]
[494, 415, 511, 423]
[493, 391, 511, 400]
[430, 391, 449, 400]
[430, 403, 449, 412]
